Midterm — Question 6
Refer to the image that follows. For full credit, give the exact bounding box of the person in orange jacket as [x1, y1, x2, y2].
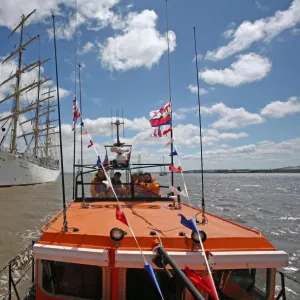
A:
[110, 172, 128, 198]
[139, 172, 162, 197]
[90, 166, 108, 198]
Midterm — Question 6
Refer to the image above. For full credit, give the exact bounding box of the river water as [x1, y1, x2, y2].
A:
[0, 173, 299, 298]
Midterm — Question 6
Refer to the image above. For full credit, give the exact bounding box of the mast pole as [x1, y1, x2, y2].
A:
[45, 87, 51, 157]
[11, 15, 25, 153]
[72, 0, 78, 199]
[165, 0, 174, 186]
[34, 39, 41, 158]
[193, 27, 206, 224]
[52, 14, 67, 227]
[78, 63, 84, 198]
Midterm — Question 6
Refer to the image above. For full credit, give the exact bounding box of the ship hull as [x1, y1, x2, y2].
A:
[0, 151, 60, 187]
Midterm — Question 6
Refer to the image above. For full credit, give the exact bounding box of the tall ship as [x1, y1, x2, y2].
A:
[0, 10, 60, 187]
[159, 156, 168, 176]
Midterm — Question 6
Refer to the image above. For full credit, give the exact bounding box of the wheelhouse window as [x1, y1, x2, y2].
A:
[218, 268, 274, 300]
[41, 260, 102, 299]
[126, 268, 184, 300]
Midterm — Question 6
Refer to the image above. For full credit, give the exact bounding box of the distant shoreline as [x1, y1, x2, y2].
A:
[183, 168, 300, 174]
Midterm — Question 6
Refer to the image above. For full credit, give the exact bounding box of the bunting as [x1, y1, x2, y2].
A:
[144, 264, 164, 299]
[72, 97, 81, 130]
[169, 164, 182, 173]
[116, 204, 128, 226]
[185, 267, 218, 300]
[178, 214, 198, 232]
[169, 150, 178, 156]
[149, 101, 172, 137]
[93, 156, 101, 167]
[71, 100, 165, 299]
[88, 139, 94, 148]
[164, 137, 175, 148]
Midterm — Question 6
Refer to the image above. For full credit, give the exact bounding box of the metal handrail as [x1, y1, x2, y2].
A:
[0, 241, 35, 300]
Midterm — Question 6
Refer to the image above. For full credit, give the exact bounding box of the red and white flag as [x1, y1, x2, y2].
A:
[72, 97, 81, 130]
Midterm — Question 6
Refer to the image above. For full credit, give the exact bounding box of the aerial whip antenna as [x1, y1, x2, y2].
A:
[193, 27, 206, 224]
[52, 14, 67, 229]
[78, 63, 84, 199]
[122, 108, 124, 138]
[72, 0, 78, 199]
[165, 0, 174, 186]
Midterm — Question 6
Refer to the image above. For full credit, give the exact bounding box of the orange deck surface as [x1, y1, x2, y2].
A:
[38, 201, 275, 251]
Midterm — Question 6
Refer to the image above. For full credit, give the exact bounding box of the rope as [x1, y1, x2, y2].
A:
[171, 131, 219, 299]
[77, 108, 157, 274]
[85, 141, 148, 265]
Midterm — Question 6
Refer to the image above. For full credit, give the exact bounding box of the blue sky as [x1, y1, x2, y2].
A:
[1, 0, 300, 171]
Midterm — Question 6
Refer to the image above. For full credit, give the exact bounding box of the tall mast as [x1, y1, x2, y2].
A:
[45, 88, 51, 157]
[165, 0, 174, 185]
[34, 45, 42, 157]
[0, 10, 38, 153]
[11, 16, 25, 153]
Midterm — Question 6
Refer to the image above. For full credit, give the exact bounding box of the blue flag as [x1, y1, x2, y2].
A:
[93, 156, 101, 167]
[178, 214, 198, 232]
[169, 150, 178, 156]
[144, 264, 164, 299]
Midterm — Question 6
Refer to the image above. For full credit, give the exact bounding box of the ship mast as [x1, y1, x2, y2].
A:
[45, 88, 51, 157]
[11, 14, 25, 153]
[0, 9, 40, 153]
[34, 50, 42, 157]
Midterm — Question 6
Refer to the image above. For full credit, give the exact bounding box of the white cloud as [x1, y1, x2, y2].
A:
[260, 96, 300, 118]
[202, 102, 264, 129]
[122, 123, 248, 148]
[0, 0, 122, 36]
[74, 116, 150, 137]
[199, 53, 272, 87]
[205, 0, 300, 61]
[78, 42, 96, 55]
[98, 10, 176, 71]
[182, 137, 300, 168]
[172, 112, 185, 120]
[187, 84, 209, 95]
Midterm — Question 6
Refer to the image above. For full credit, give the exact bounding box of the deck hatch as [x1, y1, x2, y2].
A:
[33, 243, 109, 266]
[115, 250, 206, 269]
[208, 250, 288, 269]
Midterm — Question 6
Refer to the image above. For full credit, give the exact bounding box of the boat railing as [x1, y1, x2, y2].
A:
[74, 167, 181, 203]
[0, 241, 35, 300]
[276, 270, 300, 300]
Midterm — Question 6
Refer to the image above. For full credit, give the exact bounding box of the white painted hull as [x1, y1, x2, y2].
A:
[0, 151, 60, 187]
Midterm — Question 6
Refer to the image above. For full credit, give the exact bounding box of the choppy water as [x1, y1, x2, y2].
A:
[0, 173, 299, 298]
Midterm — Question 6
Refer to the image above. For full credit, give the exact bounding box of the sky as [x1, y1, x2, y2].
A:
[1, 0, 300, 172]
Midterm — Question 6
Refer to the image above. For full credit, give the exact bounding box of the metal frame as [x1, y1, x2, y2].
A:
[115, 250, 206, 270]
[33, 244, 109, 267]
[74, 166, 177, 203]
